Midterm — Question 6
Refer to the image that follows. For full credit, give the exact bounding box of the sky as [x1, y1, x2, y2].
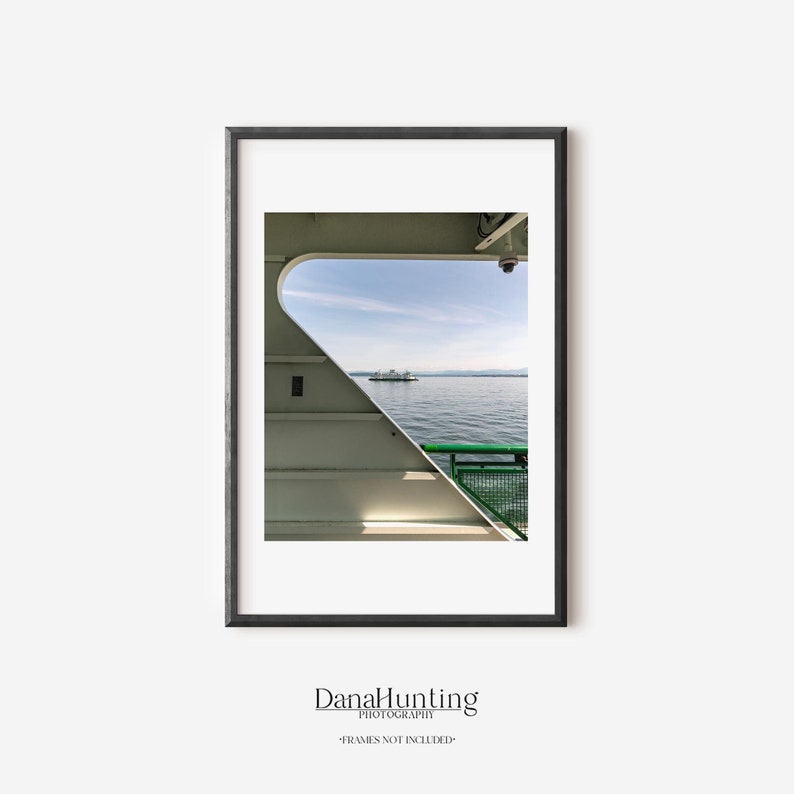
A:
[281, 258, 528, 372]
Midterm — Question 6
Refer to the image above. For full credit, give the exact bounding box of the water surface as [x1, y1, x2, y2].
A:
[352, 375, 528, 473]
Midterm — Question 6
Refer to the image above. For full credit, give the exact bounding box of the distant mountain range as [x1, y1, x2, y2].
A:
[349, 368, 528, 377]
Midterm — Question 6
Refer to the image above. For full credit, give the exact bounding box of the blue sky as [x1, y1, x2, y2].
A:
[281, 258, 528, 372]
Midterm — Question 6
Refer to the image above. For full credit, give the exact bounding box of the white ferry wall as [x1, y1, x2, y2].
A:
[264, 212, 527, 541]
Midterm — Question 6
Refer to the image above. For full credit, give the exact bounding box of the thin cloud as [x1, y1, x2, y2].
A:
[283, 288, 417, 316]
[283, 288, 486, 325]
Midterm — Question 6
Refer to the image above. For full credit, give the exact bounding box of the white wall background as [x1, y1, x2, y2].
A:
[2, 2, 792, 791]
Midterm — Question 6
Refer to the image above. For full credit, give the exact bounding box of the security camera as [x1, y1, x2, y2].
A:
[498, 252, 519, 274]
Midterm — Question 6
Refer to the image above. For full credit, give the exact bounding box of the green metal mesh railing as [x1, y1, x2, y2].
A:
[421, 444, 528, 541]
[456, 467, 527, 538]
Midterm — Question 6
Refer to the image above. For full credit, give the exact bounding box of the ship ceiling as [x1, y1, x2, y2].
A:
[264, 212, 528, 261]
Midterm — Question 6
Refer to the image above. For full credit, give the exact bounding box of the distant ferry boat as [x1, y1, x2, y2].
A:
[369, 368, 419, 382]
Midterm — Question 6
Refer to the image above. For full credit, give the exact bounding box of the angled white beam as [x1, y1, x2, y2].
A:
[474, 212, 528, 252]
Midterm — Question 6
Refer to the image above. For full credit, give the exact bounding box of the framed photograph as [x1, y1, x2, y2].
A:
[226, 127, 566, 626]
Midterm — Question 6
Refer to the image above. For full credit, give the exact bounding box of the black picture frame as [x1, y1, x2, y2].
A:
[226, 127, 567, 627]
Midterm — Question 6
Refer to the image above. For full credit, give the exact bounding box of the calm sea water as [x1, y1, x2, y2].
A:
[351, 376, 528, 473]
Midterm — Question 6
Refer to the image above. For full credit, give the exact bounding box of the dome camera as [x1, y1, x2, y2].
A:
[498, 253, 519, 274]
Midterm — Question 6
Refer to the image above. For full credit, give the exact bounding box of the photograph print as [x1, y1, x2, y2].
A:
[264, 212, 529, 542]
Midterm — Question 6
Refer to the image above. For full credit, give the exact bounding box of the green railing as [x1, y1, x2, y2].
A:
[421, 444, 528, 541]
